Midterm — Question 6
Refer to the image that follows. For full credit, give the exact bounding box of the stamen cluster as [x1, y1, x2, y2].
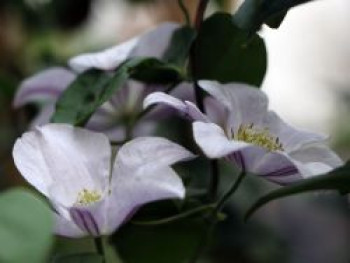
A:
[233, 124, 284, 152]
[75, 189, 101, 206]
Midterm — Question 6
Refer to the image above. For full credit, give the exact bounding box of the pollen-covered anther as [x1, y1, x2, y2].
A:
[75, 189, 102, 206]
[233, 124, 284, 152]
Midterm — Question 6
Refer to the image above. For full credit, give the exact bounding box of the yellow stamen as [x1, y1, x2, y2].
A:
[75, 189, 101, 206]
[233, 124, 284, 152]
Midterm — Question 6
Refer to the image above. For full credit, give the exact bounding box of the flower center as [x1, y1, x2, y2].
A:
[233, 124, 284, 152]
[75, 189, 101, 206]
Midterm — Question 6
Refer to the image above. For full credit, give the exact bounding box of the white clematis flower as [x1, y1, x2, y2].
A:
[13, 23, 183, 141]
[144, 81, 343, 185]
[13, 124, 194, 237]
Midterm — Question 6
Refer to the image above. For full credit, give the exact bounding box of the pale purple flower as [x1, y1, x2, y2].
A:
[144, 81, 343, 185]
[13, 124, 194, 237]
[13, 23, 182, 141]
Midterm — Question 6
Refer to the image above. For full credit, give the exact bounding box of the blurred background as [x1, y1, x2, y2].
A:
[0, 0, 349, 262]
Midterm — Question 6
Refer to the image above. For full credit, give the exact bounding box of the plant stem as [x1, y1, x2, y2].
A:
[194, 0, 209, 30]
[215, 171, 246, 213]
[131, 203, 216, 226]
[189, 0, 209, 113]
[208, 160, 219, 202]
[189, 171, 246, 263]
[177, 0, 191, 26]
[94, 237, 106, 262]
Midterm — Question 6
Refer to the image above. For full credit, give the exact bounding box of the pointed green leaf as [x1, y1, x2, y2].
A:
[51, 57, 183, 126]
[0, 188, 53, 263]
[195, 13, 267, 86]
[234, 0, 316, 32]
[163, 26, 196, 67]
[245, 162, 350, 220]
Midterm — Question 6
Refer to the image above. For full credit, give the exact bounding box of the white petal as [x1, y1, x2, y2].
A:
[113, 137, 195, 171]
[198, 80, 268, 130]
[144, 91, 187, 112]
[204, 96, 229, 132]
[14, 67, 75, 107]
[144, 92, 208, 121]
[69, 37, 139, 73]
[289, 143, 343, 168]
[129, 22, 179, 58]
[106, 166, 185, 234]
[295, 162, 334, 179]
[105, 137, 191, 233]
[193, 121, 250, 159]
[262, 111, 327, 152]
[69, 22, 179, 73]
[12, 124, 111, 206]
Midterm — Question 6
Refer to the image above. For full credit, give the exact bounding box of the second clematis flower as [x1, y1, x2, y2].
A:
[12, 124, 195, 237]
[144, 81, 343, 185]
[13, 22, 188, 141]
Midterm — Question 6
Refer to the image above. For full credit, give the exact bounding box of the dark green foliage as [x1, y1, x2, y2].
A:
[194, 13, 267, 86]
[234, 0, 316, 32]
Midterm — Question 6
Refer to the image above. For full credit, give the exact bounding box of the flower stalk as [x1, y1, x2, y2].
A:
[94, 237, 106, 262]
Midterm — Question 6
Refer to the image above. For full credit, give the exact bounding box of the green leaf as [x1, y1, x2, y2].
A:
[245, 162, 350, 220]
[234, 0, 316, 32]
[52, 253, 103, 263]
[112, 220, 206, 263]
[130, 58, 184, 84]
[194, 13, 267, 86]
[51, 57, 183, 126]
[0, 188, 53, 263]
[163, 26, 196, 67]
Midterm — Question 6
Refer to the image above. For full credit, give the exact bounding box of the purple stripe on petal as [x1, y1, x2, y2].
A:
[85, 212, 100, 236]
[262, 166, 299, 177]
[70, 208, 92, 235]
[70, 208, 100, 236]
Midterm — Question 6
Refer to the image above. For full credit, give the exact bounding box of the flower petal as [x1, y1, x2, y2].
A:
[113, 137, 195, 171]
[226, 147, 302, 185]
[14, 67, 75, 108]
[69, 37, 139, 73]
[144, 92, 208, 121]
[193, 121, 250, 158]
[54, 212, 86, 238]
[104, 137, 192, 233]
[261, 111, 327, 152]
[69, 22, 179, 73]
[29, 104, 55, 128]
[198, 81, 268, 130]
[12, 124, 111, 206]
[129, 22, 179, 58]
[289, 143, 343, 169]
[106, 166, 185, 234]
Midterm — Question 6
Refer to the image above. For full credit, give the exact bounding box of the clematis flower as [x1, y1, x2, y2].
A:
[144, 81, 343, 185]
[13, 22, 184, 141]
[12, 123, 194, 237]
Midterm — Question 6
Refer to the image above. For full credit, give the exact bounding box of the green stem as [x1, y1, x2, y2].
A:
[131, 203, 216, 226]
[208, 160, 219, 202]
[94, 237, 106, 262]
[189, 171, 247, 263]
[215, 171, 246, 213]
[177, 0, 191, 26]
